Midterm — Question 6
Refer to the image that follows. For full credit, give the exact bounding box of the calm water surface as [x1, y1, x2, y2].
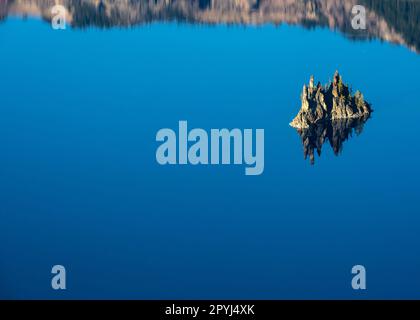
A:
[0, 0, 419, 299]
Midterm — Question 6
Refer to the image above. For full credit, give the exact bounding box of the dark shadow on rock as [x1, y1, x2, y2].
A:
[294, 114, 371, 165]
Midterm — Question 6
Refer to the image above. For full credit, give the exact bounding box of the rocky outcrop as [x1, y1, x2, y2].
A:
[290, 71, 372, 129]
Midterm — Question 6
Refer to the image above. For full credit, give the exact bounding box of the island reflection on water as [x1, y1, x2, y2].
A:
[294, 115, 371, 165]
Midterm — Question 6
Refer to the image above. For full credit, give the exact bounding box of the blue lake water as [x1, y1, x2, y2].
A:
[0, 11, 420, 299]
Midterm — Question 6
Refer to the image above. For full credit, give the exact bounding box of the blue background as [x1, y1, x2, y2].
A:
[0, 18, 419, 299]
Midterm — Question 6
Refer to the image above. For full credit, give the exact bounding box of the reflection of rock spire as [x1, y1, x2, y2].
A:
[295, 114, 371, 164]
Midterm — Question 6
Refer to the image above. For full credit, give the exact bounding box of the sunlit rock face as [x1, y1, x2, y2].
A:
[2, 0, 420, 52]
[290, 71, 372, 129]
[294, 114, 371, 165]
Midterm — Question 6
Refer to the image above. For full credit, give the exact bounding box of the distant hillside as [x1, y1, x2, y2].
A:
[360, 0, 420, 52]
[2, 0, 419, 52]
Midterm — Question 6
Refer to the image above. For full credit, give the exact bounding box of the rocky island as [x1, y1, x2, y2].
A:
[290, 71, 372, 129]
[290, 71, 372, 164]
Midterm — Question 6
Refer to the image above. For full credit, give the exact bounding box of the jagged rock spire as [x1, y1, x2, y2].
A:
[309, 75, 314, 89]
[290, 71, 372, 129]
